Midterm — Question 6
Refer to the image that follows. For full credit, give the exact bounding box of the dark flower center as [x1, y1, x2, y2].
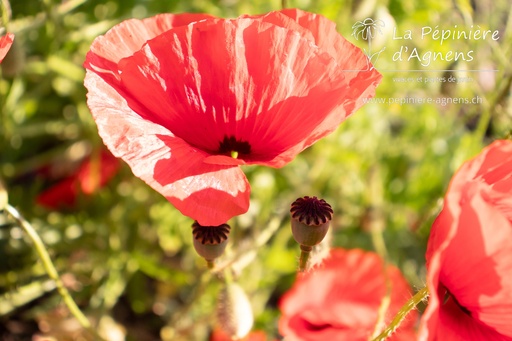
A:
[290, 196, 334, 226]
[444, 288, 471, 316]
[218, 135, 251, 158]
[302, 319, 333, 332]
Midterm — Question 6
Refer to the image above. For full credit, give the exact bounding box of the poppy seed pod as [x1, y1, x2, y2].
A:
[192, 222, 230, 268]
[290, 196, 333, 271]
[290, 196, 333, 246]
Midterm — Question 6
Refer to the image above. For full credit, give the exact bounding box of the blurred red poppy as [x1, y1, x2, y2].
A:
[279, 248, 417, 341]
[0, 32, 14, 62]
[210, 328, 268, 341]
[419, 140, 512, 341]
[37, 150, 120, 209]
[84, 10, 381, 225]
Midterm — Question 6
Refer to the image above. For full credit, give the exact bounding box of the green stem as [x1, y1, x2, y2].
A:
[5, 204, 104, 339]
[281, 0, 287, 9]
[165, 270, 212, 340]
[211, 215, 283, 275]
[372, 286, 429, 341]
[1, 0, 11, 28]
[223, 267, 234, 284]
[206, 260, 215, 269]
[298, 245, 312, 272]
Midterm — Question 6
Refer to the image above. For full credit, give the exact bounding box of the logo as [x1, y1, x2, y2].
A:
[351, 18, 386, 70]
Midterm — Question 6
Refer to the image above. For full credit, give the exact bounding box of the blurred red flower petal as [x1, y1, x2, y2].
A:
[84, 10, 381, 225]
[37, 150, 120, 209]
[419, 140, 512, 341]
[0, 32, 14, 63]
[210, 328, 268, 341]
[279, 248, 417, 341]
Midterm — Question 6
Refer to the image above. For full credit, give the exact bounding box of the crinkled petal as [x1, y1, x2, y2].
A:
[85, 71, 249, 225]
[268, 9, 382, 159]
[0, 32, 14, 63]
[84, 13, 215, 90]
[85, 13, 215, 68]
[152, 137, 250, 225]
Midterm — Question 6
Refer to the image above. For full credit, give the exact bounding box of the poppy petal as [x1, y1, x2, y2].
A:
[85, 13, 215, 67]
[271, 9, 382, 156]
[84, 13, 215, 89]
[210, 328, 267, 341]
[440, 190, 512, 337]
[0, 32, 14, 63]
[85, 71, 249, 225]
[36, 149, 119, 209]
[79, 150, 120, 194]
[37, 178, 78, 209]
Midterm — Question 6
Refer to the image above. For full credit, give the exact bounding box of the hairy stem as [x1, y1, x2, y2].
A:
[372, 286, 429, 341]
[298, 245, 312, 272]
[5, 204, 105, 340]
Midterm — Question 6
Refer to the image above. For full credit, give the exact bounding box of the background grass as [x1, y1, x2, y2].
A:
[1, 0, 511, 340]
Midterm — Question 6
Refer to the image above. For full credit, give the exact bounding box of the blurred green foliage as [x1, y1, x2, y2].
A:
[0, 0, 511, 340]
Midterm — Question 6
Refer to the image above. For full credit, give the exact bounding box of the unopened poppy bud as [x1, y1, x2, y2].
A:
[192, 221, 230, 268]
[290, 196, 333, 272]
[216, 282, 253, 340]
[0, 178, 7, 210]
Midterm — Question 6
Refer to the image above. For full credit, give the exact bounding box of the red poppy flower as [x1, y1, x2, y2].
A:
[279, 248, 417, 341]
[84, 10, 381, 225]
[37, 150, 120, 209]
[419, 140, 512, 341]
[0, 32, 14, 63]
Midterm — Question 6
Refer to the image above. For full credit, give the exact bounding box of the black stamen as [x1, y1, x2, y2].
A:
[218, 135, 251, 156]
